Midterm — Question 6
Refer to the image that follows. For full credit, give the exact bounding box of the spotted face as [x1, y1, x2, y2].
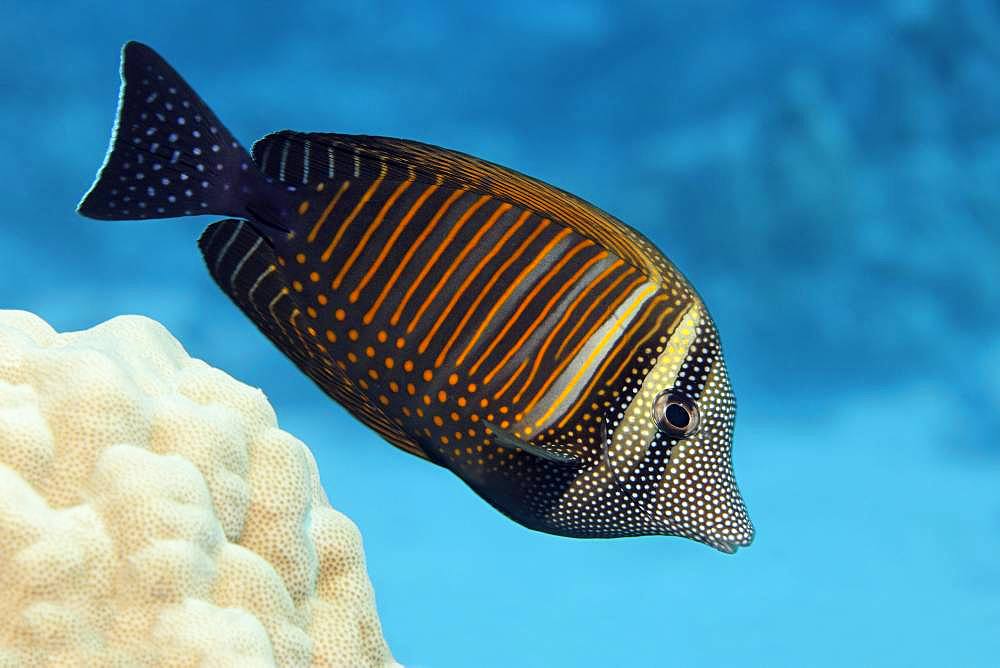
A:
[614, 308, 752, 551]
[542, 303, 754, 552]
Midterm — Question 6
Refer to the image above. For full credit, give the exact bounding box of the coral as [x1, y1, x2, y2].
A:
[0, 310, 396, 667]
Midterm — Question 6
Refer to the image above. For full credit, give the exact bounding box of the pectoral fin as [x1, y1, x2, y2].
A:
[483, 422, 579, 466]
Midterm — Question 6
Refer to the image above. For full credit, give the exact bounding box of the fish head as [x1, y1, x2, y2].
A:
[602, 302, 754, 552]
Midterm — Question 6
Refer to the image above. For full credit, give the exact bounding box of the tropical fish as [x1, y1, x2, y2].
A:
[78, 42, 754, 552]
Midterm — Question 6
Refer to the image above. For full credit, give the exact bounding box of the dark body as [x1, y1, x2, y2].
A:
[79, 42, 754, 551]
[200, 132, 686, 536]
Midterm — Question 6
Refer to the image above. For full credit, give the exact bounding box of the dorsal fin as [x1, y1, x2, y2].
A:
[250, 130, 668, 280]
[197, 218, 429, 461]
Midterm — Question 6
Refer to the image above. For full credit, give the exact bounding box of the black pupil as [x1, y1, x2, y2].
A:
[665, 403, 690, 429]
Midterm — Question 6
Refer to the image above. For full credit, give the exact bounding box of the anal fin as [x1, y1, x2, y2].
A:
[198, 219, 429, 461]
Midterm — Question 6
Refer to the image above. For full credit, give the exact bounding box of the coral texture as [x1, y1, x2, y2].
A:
[0, 310, 395, 667]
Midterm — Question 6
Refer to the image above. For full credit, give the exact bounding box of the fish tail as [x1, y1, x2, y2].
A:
[77, 41, 255, 222]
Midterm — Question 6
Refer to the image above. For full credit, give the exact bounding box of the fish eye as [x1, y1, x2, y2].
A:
[652, 390, 701, 438]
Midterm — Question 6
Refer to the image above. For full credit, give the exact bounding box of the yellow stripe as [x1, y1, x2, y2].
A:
[535, 284, 657, 427]
[555, 263, 632, 360]
[333, 179, 412, 290]
[556, 297, 685, 429]
[362, 188, 466, 325]
[308, 180, 350, 243]
[352, 183, 439, 305]
[392, 194, 492, 328]
[321, 176, 384, 263]
[511, 257, 620, 403]
[476, 241, 598, 383]
[603, 296, 673, 387]
[519, 273, 644, 418]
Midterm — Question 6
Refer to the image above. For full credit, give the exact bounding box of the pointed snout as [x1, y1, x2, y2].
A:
[707, 515, 755, 554]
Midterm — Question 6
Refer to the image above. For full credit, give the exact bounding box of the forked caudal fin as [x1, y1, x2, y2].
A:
[77, 41, 255, 222]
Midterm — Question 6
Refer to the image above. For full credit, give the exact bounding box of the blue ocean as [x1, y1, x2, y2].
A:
[3, 1, 997, 665]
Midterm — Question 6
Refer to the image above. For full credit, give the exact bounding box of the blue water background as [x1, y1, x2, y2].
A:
[2, 1, 998, 665]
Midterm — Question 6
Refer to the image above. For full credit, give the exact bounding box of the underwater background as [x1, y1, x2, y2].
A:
[2, 1, 997, 665]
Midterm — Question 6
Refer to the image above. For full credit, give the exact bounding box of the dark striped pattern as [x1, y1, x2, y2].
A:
[244, 133, 685, 457]
[197, 218, 429, 461]
[206, 131, 703, 536]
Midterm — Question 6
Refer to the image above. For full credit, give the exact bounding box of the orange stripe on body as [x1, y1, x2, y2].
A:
[308, 180, 350, 243]
[332, 179, 412, 290]
[392, 194, 493, 327]
[434, 217, 550, 368]
[555, 294, 670, 429]
[478, 244, 602, 384]
[492, 358, 528, 400]
[555, 263, 633, 360]
[519, 273, 645, 418]
[407, 202, 511, 337]
[511, 258, 623, 403]
[419, 208, 529, 357]
[363, 188, 466, 325]
[351, 183, 439, 304]
[321, 176, 385, 263]
[536, 284, 657, 428]
[602, 295, 673, 387]
[457, 224, 570, 370]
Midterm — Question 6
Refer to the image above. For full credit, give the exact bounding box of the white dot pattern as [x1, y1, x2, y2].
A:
[534, 305, 753, 553]
[78, 42, 250, 221]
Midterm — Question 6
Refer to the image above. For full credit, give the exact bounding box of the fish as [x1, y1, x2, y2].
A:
[78, 41, 754, 553]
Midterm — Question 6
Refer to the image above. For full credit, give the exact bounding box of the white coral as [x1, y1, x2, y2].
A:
[0, 310, 396, 667]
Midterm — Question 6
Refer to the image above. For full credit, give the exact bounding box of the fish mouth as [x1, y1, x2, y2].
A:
[706, 523, 755, 554]
[600, 413, 756, 553]
[710, 537, 751, 554]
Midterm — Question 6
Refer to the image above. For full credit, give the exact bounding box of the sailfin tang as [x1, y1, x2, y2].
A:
[483, 422, 579, 466]
[78, 41, 252, 221]
[198, 219, 429, 461]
